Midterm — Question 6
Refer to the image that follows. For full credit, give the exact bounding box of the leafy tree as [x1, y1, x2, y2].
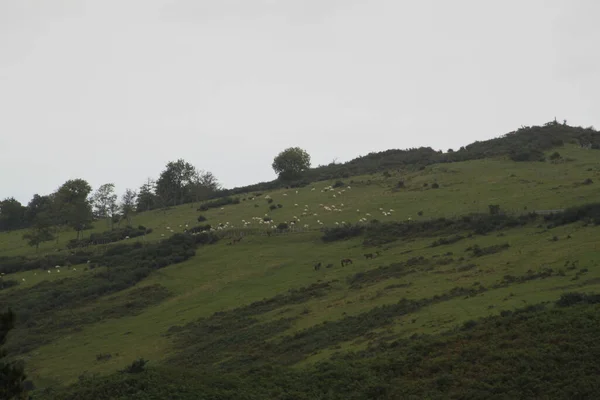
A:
[92, 183, 118, 229]
[120, 189, 137, 226]
[156, 159, 197, 207]
[0, 198, 26, 232]
[0, 309, 27, 399]
[272, 147, 311, 181]
[53, 179, 93, 240]
[136, 178, 157, 212]
[24, 194, 54, 227]
[22, 228, 54, 252]
[189, 170, 220, 205]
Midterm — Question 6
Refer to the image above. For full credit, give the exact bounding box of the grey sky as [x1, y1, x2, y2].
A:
[1, 0, 598, 204]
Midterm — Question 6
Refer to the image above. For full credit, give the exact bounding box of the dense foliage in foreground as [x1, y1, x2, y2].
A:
[36, 294, 600, 399]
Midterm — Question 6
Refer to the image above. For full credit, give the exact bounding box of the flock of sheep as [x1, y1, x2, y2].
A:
[171, 183, 404, 235]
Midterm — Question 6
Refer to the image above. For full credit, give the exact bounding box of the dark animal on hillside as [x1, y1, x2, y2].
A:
[341, 258, 353, 267]
[326, 263, 333, 268]
[314, 262, 322, 271]
[364, 253, 374, 259]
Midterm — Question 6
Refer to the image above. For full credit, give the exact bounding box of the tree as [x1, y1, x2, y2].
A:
[156, 159, 197, 207]
[53, 179, 93, 240]
[22, 228, 54, 252]
[24, 194, 54, 227]
[91, 183, 118, 229]
[22, 194, 56, 251]
[272, 147, 311, 181]
[136, 178, 157, 212]
[189, 170, 220, 205]
[1, 309, 27, 399]
[0, 198, 26, 232]
[120, 189, 137, 226]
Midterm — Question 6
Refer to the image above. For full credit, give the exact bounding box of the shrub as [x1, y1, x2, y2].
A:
[396, 180, 405, 188]
[423, 183, 428, 187]
[67, 226, 148, 249]
[96, 353, 112, 362]
[120, 358, 148, 374]
[417, 211, 423, 216]
[199, 196, 240, 211]
[322, 224, 365, 242]
[510, 148, 546, 162]
[277, 204, 283, 209]
[488, 204, 500, 215]
[432, 183, 440, 189]
[197, 215, 207, 222]
[277, 223, 289, 230]
[333, 180, 345, 188]
[544, 202, 600, 226]
[267, 198, 274, 204]
[263, 217, 272, 222]
[0, 279, 18, 291]
[549, 151, 561, 160]
[269, 205, 277, 211]
[583, 178, 593, 185]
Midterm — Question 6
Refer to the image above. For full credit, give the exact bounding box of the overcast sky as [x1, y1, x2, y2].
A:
[1, 0, 599, 204]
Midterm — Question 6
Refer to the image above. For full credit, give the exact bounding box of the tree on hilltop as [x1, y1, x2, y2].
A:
[91, 183, 118, 229]
[120, 189, 137, 226]
[272, 147, 311, 181]
[53, 179, 93, 240]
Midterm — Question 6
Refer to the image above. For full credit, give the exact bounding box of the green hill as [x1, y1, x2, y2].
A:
[2, 123, 600, 399]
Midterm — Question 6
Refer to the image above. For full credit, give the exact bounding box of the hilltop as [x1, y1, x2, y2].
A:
[1, 121, 600, 399]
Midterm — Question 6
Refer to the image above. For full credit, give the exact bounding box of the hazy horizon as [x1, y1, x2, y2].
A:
[2, 0, 599, 204]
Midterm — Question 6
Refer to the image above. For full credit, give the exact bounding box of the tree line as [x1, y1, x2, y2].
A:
[0, 159, 222, 248]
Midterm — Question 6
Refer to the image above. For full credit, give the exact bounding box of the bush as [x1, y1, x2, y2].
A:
[583, 178, 593, 185]
[510, 148, 546, 162]
[431, 183, 440, 189]
[277, 223, 289, 230]
[120, 358, 148, 374]
[269, 205, 277, 211]
[549, 151, 561, 160]
[0, 279, 18, 291]
[333, 180, 345, 188]
[544, 203, 600, 226]
[199, 196, 240, 211]
[277, 204, 283, 209]
[322, 224, 365, 242]
[396, 180, 405, 188]
[197, 215, 207, 222]
[263, 217, 272, 222]
[67, 226, 148, 249]
[267, 198, 274, 204]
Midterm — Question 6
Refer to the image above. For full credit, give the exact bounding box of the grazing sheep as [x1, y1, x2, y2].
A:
[314, 262, 322, 271]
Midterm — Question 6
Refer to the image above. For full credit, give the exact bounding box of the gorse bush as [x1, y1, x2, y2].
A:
[0, 251, 93, 275]
[321, 224, 365, 242]
[544, 202, 600, 226]
[198, 196, 240, 211]
[67, 226, 150, 249]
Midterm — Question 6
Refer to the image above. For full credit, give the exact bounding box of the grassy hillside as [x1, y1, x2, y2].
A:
[2, 143, 600, 398]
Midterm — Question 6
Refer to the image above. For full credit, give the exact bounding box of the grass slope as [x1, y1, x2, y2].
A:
[1, 144, 600, 395]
